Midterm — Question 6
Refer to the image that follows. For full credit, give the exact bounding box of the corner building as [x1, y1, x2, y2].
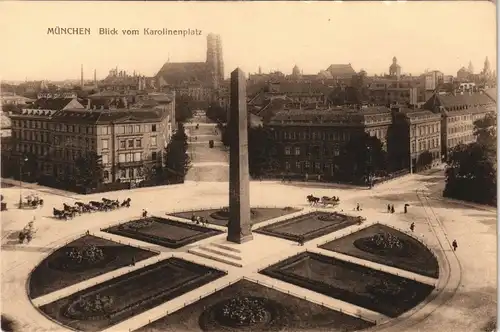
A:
[267, 107, 392, 179]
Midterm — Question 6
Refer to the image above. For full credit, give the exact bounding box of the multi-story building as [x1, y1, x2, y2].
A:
[368, 80, 419, 106]
[267, 107, 392, 178]
[389, 107, 442, 172]
[424, 91, 496, 156]
[9, 93, 175, 186]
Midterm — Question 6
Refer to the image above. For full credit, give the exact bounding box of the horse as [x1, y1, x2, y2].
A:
[306, 195, 320, 205]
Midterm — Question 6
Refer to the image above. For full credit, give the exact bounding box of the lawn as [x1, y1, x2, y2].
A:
[29, 235, 158, 299]
[254, 212, 361, 243]
[40, 257, 226, 332]
[260, 252, 434, 318]
[171, 207, 301, 227]
[103, 217, 223, 249]
[135, 278, 374, 332]
[319, 223, 439, 278]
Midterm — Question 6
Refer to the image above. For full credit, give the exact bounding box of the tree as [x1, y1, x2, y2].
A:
[163, 123, 191, 183]
[74, 152, 104, 189]
[206, 103, 227, 123]
[444, 114, 497, 205]
[335, 133, 387, 183]
[416, 150, 433, 171]
[248, 126, 278, 178]
[175, 95, 194, 123]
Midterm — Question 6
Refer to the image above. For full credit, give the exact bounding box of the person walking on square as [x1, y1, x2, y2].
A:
[452, 239, 458, 251]
[404, 203, 408, 214]
[391, 205, 395, 214]
[410, 222, 415, 232]
[387, 204, 391, 213]
[298, 235, 305, 246]
[356, 203, 360, 211]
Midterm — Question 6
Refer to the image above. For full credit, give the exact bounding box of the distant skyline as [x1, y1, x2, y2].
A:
[0, 1, 496, 82]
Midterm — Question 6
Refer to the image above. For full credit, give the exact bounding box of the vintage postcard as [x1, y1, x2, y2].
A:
[0, 1, 497, 332]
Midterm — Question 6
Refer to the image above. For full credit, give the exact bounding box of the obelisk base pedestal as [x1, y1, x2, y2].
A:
[227, 229, 254, 244]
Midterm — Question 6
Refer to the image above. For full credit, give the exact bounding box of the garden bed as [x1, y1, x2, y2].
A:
[318, 224, 439, 278]
[40, 257, 226, 331]
[260, 252, 434, 318]
[135, 279, 374, 332]
[29, 235, 158, 299]
[171, 207, 301, 227]
[254, 212, 361, 243]
[103, 217, 223, 249]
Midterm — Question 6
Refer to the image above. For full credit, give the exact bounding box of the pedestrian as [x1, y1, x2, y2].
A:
[410, 222, 415, 232]
[86, 230, 90, 235]
[131, 256, 136, 266]
[404, 204, 408, 214]
[452, 240, 458, 251]
[356, 203, 360, 211]
[298, 236, 305, 246]
[305, 173, 309, 182]
[387, 204, 391, 213]
[391, 205, 395, 214]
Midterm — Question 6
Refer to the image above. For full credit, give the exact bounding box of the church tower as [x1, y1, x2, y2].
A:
[206, 33, 224, 89]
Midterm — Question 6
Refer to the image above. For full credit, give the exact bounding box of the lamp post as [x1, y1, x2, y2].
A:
[18, 155, 28, 209]
[367, 146, 373, 189]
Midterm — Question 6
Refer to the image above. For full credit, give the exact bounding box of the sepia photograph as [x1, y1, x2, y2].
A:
[0, 1, 497, 332]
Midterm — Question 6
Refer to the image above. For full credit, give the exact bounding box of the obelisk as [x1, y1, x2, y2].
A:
[227, 68, 253, 244]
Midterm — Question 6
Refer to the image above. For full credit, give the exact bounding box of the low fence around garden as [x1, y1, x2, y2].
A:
[241, 276, 379, 325]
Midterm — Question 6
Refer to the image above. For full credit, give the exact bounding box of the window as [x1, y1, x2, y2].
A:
[103, 171, 109, 180]
[102, 154, 109, 164]
[102, 139, 109, 150]
[285, 147, 291, 155]
[120, 140, 126, 149]
[295, 162, 301, 170]
[135, 139, 142, 148]
[151, 136, 157, 146]
[304, 161, 310, 169]
[152, 124, 157, 132]
[127, 125, 133, 134]
[294, 147, 300, 156]
[119, 154, 126, 163]
[126, 153, 132, 162]
[117, 126, 125, 134]
[120, 169, 126, 178]
[285, 162, 291, 170]
[128, 140, 134, 148]
[134, 125, 140, 133]
[152, 151, 157, 160]
[134, 152, 141, 161]
[315, 162, 321, 170]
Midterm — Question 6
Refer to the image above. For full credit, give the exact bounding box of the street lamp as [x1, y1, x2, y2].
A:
[18, 155, 28, 209]
[367, 146, 373, 189]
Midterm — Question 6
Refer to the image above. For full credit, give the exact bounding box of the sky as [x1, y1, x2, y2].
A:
[0, 1, 496, 81]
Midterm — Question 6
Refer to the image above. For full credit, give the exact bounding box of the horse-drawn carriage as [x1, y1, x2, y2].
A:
[53, 198, 131, 220]
[19, 193, 43, 209]
[307, 195, 340, 207]
[19, 220, 37, 243]
[320, 196, 340, 207]
[209, 140, 214, 148]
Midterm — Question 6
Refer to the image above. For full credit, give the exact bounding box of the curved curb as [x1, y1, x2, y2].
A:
[365, 189, 462, 331]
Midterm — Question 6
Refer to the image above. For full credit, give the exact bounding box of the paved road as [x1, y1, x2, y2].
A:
[184, 115, 229, 182]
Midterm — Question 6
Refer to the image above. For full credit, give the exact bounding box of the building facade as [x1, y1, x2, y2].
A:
[9, 94, 175, 186]
[424, 92, 496, 156]
[267, 107, 392, 178]
[389, 107, 442, 172]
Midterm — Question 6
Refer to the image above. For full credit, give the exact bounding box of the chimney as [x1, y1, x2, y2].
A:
[94, 69, 97, 87]
[80, 64, 84, 87]
[86, 99, 91, 110]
